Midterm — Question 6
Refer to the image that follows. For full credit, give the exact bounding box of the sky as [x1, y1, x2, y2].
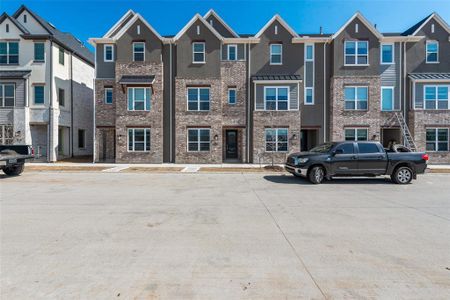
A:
[2, 0, 450, 51]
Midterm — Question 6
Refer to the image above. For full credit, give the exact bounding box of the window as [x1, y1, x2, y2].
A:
[104, 44, 114, 62]
[426, 41, 439, 63]
[34, 43, 45, 62]
[270, 44, 282, 65]
[381, 43, 394, 64]
[59, 47, 64, 65]
[344, 86, 368, 110]
[264, 86, 289, 110]
[345, 128, 368, 141]
[0, 125, 14, 145]
[344, 41, 368, 65]
[0, 84, 15, 107]
[58, 88, 65, 107]
[188, 128, 210, 151]
[228, 88, 236, 104]
[381, 87, 394, 111]
[424, 86, 449, 110]
[34, 85, 44, 104]
[128, 128, 150, 152]
[0, 42, 19, 64]
[78, 129, 85, 149]
[192, 42, 205, 63]
[227, 44, 237, 61]
[265, 128, 288, 152]
[127, 87, 151, 111]
[305, 87, 314, 105]
[334, 143, 354, 154]
[187, 87, 210, 111]
[305, 44, 314, 61]
[133, 42, 145, 61]
[426, 128, 449, 151]
[358, 142, 381, 154]
[104, 88, 113, 104]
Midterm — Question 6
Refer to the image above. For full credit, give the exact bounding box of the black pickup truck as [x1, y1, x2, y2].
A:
[0, 145, 34, 176]
[285, 141, 428, 184]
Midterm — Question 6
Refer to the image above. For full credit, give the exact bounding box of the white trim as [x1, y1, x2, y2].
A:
[113, 13, 166, 42]
[263, 86, 290, 111]
[192, 42, 205, 63]
[186, 87, 210, 111]
[423, 85, 450, 110]
[227, 44, 237, 61]
[173, 14, 223, 41]
[104, 87, 113, 104]
[380, 86, 395, 111]
[411, 13, 450, 36]
[187, 128, 211, 152]
[425, 40, 439, 63]
[127, 87, 151, 111]
[264, 128, 289, 153]
[133, 42, 145, 62]
[344, 40, 369, 66]
[380, 43, 394, 64]
[304, 43, 315, 105]
[104, 9, 135, 38]
[203, 9, 239, 38]
[127, 128, 151, 152]
[103, 44, 114, 62]
[270, 43, 282, 65]
[305, 43, 314, 61]
[255, 14, 299, 38]
[332, 12, 383, 39]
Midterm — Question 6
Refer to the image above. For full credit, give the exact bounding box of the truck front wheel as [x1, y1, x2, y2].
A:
[392, 166, 413, 184]
[3, 164, 24, 176]
[308, 166, 325, 184]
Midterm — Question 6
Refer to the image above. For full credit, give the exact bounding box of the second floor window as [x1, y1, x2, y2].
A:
[227, 44, 237, 61]
[381, 43, 393, 64]
[424, 86, 449, 110]
[0, 42, 19, 65]
[34, 85, 44, 104]
[58, 88, 65, 107]
[381, 87, 394, 111]
[264, 86, 289, 110]
[228, 88, 236, 104]
[344, 86, 368, 110]
[270, 44, 282, 65]
[426, 41, 439, 63]
[344, 41, 368, 65]
[127, 87, 151, 111]
[187, 87, 209, 111]
[104, 44, 114, 62]
[265, 128, 288, 152]
[34, 42, 45, 62]
[192, 42, 205, 63]
[133, 42, 145, 61]
[0, 84, 15, 107]
[104, 88, 113, 104]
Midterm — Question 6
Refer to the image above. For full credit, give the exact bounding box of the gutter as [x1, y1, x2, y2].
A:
[70, 52, 74, 157]
[48, 39, 53, 162]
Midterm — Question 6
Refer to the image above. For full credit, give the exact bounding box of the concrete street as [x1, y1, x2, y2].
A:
[1, 171, 450, 299]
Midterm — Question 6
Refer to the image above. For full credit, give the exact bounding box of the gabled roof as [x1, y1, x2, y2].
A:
[402, 13, 450, 36]
[254, 14, 299, 38]
[203, 9, 239, 38]
[173, 13, 223, 41]
[113, 13, 166, 42]
[11, 5, 94, 65]
[0, 12, 29, 34]
[104, 9, 135, 38]
[332, 12, 383, 39]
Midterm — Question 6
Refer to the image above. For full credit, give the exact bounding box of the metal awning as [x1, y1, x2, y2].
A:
[252, 74, 302, 83]
[118, 75, 155, 85]
[409, 73, 450, 81]
[0, 70, 32, 79]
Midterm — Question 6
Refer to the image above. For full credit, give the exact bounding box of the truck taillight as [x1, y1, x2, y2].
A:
[422, 154, 429, 161]
[31, 147, 35, 156]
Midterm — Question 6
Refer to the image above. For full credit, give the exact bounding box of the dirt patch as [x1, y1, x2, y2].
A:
[57, 156, 93, 163]
[121, 167, 183, 173]
[427, 168, 450, 173]
[263, 165, 285, 172]
[199, 167, 284, 173]
[25, 166, 109, 172]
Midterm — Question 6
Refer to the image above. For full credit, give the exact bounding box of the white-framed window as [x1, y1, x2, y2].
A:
[426, 128, 449, 152]
[78, 129, 85, 149]
[426, 41, 439, 63]
[270, 44, 282, 65]
[187, 87, 210, 111]
[187, 128, 210, 152]
[228, 88, 236, 104]
[381, 43, 394, 64]
[264, 86, 289, 110]
[305, 44, 314, 61]
[345, 128, 368, 141]
[344, 86, 368, 110]
[0, 83, 15, 107]
[128, 128, 150, 152]
[0, 124, 14, 145]
[0, 41, 19, 65]
[305, 87, 314, 105]
[381, 86, 394, 111]
[34, 42, 45, 62]
[344, 41, 368, 65]
[192, 42, 205, 63]
[127, 87, 151, 111]
[104, 44, 114, 62]
[424, 85, 449, 110]
[133, 42, 145, 62]
[227, 44, 237, 61]
[265, 128, 288, 152]
[104, 87, 113, 104]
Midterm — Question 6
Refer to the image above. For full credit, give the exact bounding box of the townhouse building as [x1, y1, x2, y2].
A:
[89, 9, 450, 164]
[0, 5, 94, 162]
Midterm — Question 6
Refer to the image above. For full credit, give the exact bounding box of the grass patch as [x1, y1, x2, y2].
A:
[427, 168, 450, 173]
[199, 167, 284, 173]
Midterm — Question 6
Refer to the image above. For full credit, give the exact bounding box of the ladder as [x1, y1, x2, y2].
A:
[394, 112, 417, 152]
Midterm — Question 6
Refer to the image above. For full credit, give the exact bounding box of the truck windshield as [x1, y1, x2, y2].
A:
[309, 143, 334, 153]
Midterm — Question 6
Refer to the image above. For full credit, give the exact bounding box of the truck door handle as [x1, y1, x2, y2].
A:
[352, 155, 357, 160]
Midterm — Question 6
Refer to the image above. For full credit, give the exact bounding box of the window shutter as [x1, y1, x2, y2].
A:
[145, 88, 151, 110]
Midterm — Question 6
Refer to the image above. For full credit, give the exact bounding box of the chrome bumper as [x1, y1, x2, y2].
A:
[285, 165, 308, 177]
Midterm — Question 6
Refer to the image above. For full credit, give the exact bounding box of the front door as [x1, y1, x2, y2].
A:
[225, 130, 238, 160]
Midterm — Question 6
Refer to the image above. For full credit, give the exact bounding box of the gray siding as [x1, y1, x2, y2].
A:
[414, 82, 449, 109]
[379, 42, 400, 110]
[254, 83, 299, 110]
[0, 109, 14, 124]
[221, 44, 245, 61]
[96, 44, 116, 78]
[305, 61, 314, 87]
[205, 14, 235, 38]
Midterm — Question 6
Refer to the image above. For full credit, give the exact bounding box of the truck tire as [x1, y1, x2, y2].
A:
[308, 166, 325, 184]
[3, 164, 24, 176]
[391, 166, 413, 184]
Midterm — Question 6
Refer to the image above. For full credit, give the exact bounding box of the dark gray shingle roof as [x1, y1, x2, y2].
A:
[252, 74, 302, 81]
[409, 73, 450, 80]
[118, 75, 155, 84]
[0, 70, 32, 79]
[402, 14, 433, 36]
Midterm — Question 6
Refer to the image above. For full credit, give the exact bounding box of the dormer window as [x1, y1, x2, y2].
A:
[104, 44, 114, 62]
[192, 42, 205, 63]
[133, 42, 145, 61]
[270, 44, 282, 65]
[344, 41, 368, 65]
[426, 41, 439, 63]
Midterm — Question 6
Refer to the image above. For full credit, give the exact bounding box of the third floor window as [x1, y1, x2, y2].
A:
[133, 42, 145, 61]
[270, 44, 282, 65]
[104, 44, 114, 62]
[426, 41, 439, 63]
[264, 86, 289, 110]
[344, 41, 368, 65]
[0, 41, 19, 65]
[192, 42, 205, 63]
[381, 43, 394, 64]
[34, 42, 45, 62]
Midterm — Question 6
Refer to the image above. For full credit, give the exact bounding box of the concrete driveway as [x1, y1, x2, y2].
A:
[1, 172, 449, 299]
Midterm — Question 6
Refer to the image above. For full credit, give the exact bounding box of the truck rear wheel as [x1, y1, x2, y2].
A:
[308, 166, 325, 184]
[3, 164, 24, 176]
[391, 166, 413, 184]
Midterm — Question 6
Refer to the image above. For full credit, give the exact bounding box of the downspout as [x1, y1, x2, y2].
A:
[169, 42, 173, 162]
[49, 39, 53, 162]
[323, 42, 327, 142]
[92, 44, 97, 163]
[247, 42, 251, 162]
[70, 52, 74, 157]
[403, 41, 407, 120]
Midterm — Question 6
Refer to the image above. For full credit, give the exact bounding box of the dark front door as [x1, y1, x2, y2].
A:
[225, 130, 238, 159]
